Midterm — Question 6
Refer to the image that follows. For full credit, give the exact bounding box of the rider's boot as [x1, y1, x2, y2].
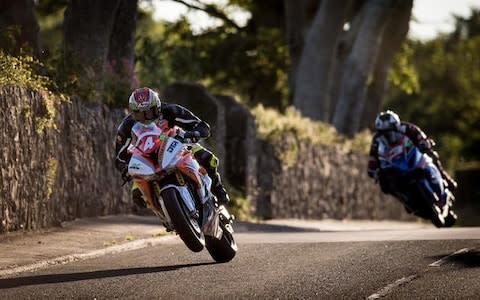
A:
[193, 147, 230, 205]
[211, 172, 230, 206]
[132, 185, 147, 209]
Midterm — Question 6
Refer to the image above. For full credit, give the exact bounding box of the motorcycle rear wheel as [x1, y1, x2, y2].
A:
[162, 188, 205, 252]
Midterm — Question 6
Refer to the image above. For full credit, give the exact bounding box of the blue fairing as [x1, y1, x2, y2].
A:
[389, 145, 422, 173]
[379, 137, 446, 207]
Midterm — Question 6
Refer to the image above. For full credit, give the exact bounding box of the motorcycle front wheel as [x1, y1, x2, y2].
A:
[206, 231, 237, 263]
[205, 208, 237, 263]
[161, 188, 205, 252]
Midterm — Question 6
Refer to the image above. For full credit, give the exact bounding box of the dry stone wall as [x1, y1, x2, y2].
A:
[0, 83, 413, 234]
[248, 132, 413, 220]
[0, 86, 131, 233]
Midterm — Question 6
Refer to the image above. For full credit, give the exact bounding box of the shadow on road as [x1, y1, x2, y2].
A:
[428, 249, 480, 268]
[234, 221, 324, 233]
[0, 261, 216, 289]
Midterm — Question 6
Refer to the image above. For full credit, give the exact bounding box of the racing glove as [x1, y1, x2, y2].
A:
[418, 139, 432, 152]
[184, 130, 201, 143]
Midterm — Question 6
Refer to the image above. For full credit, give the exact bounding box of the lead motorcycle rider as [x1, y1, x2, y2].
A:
[367, 110, 457, 200]
[115, 87, 230, 208]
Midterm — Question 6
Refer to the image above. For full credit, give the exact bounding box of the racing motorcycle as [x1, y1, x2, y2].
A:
[127, 121, 237, 262]
[377, 135, 457, 228]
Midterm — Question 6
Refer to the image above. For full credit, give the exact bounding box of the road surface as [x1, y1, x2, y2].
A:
[0, 218, 479, 299]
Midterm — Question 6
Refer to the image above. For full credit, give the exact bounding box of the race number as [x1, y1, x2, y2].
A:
[144, 136, 154, 151]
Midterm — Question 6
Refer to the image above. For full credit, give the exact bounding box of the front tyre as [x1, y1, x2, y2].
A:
[161, 188, 205, 252]
[206, 231, 237, 263]
[205, 207, 237, 263]
[443, 210, 457, 227]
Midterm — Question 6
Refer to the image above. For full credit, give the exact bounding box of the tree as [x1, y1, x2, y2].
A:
[360, 0, 413, 129]
[332, 0, 392, 135]
[63, 0, 138, 101]
[384, 9, 480, 167]
[106, 0, 139, 105]
[284, 0, 413, 136]
[136, 0, 289, 109]
[293, 0, 352, 122]
[0, 0, 40, 56]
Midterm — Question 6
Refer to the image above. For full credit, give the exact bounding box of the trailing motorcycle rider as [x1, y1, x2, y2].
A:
[115, 87, 230, 208]
[367, 110, 457, 198]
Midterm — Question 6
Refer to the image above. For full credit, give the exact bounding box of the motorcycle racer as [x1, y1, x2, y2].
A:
[115, 87, 230, 208]
[367, 110, 457, 195]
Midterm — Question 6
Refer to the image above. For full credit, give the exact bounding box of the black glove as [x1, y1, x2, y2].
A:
[418, 139, 432, 152]
[184, 130, 201, 143]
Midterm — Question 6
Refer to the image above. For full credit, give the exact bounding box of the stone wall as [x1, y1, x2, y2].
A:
[0, 83, 413, 234]
[249, 134, 412, 220]
[210, 94, 412, 220]
[0, 86, 131, 233]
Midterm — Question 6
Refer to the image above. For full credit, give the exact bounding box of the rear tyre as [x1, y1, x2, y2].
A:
[206, 230, 237, 263]
[162, 188, 204, 252]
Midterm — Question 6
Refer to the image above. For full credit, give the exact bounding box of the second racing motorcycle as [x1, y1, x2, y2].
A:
[377, 135, 457, 228]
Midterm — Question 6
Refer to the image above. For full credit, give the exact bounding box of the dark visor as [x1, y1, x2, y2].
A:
[132, 109, 156, 123]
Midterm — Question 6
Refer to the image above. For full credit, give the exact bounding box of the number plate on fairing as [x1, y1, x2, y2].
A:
[160, 138, 184, 170]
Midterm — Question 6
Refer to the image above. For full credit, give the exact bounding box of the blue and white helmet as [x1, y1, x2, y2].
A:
[374, 110, 400, 132]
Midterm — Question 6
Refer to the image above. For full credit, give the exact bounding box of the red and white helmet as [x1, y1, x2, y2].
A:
[128, 87, 161, 124]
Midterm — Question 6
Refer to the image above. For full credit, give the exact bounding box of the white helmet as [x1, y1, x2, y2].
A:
[374, 110, 400, 132]
[128, 87, 161, 124]
[375, 110, 401, 144]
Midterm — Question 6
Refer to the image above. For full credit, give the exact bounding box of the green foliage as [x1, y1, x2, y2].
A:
[389, 42, 420, 95]
[0, 51, 65, 132]
[135, 7, 288, 109]
[36, 2, 66, 59]
[0, 51, 50, 92]
[253, 105, 341, 145]
[252, 105, 372, 165]
[385, 16, 480, 169]
[225, 183, 251, 221]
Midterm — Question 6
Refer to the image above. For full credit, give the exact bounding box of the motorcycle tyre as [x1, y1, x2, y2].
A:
[430, 205, 445, 228]
[206, 229, 237, 263]
[162, 188, 205, 252]
[443, 210, 457, 228]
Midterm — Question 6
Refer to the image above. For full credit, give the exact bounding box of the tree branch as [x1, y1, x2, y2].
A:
[168, 0, 241, 30]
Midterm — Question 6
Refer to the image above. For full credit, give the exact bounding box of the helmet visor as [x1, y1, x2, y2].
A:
[383, 130, 399, 144]
[132, 109, 157, 124]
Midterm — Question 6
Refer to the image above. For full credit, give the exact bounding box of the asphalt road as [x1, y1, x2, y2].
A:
[0, 221, 479, 299]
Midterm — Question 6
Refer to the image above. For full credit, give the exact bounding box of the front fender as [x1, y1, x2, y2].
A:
[160, 184, 197, 217]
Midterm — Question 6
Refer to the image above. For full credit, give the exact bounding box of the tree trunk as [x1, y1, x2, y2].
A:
[284, 0, 307, 98]
[328, 2, 366, 122]
[0, 0, 40, 56]
[63, 0, 121, 98]
[293, 0, 352, 122]
[360, 0, 413, 129]
[332, 0, 395, 136]
[107, 0, 138, 89]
